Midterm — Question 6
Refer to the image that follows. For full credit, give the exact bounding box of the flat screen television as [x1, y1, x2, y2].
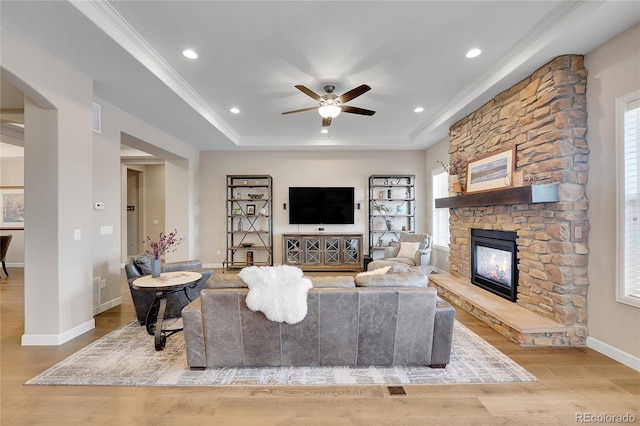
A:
[289, 187, 355, 224]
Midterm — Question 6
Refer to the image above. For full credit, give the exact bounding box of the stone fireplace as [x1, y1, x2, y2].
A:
[440, 55, 589, 347]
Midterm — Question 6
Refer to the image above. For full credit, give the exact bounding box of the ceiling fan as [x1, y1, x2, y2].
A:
[282, 84, 376, 127]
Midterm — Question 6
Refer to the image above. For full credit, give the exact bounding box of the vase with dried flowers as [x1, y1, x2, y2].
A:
[436, 154, 467, 195]
[143, 229, 185, 277]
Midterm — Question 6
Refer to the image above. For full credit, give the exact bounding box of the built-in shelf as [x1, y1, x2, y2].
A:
[435, 184, 559, 209]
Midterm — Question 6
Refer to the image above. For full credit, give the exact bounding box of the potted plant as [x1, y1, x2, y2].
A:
[436, 154, 467, 195]
[143, 229, 185, 277]
[372, 204, 391, 215]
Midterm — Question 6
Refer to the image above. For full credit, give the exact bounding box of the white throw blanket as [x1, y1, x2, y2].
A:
[238, 265, 312, 325]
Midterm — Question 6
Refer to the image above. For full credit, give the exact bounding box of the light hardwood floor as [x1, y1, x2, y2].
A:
[1, 267, 638, 425]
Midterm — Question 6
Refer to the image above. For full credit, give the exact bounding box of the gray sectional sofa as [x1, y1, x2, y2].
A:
[182, 272, 455, 369]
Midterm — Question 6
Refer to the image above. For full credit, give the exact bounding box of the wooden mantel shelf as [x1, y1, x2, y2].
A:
[435, 183, 559, 208]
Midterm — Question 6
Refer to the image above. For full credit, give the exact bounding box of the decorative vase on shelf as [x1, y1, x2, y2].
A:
[449, 175, 464, 195]
[151, 258, 161, 278]
[237, 217, 243, 231]
[453, 181, 463, 195]
[386, 219, 393, 231]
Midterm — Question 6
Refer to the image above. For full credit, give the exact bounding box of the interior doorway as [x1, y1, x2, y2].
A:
[126, 169, 142, 256]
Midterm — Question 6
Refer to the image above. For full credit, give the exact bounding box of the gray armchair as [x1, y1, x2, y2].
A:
[124, 253, 214, 325]
[382, 232, 433, 267]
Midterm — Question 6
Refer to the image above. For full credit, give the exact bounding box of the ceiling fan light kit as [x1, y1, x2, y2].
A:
[318, 104, 341, 119]
[282, 83, 375, 127]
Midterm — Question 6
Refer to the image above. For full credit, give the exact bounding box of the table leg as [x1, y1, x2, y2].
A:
[154, 290, 168, 351]
[144, 292, 161, 336]
[143, 285, 194, 351]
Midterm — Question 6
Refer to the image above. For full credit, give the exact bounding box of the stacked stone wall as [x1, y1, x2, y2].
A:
[448, 55, 589, 346]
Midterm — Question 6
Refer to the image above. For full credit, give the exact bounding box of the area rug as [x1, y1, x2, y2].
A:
[26, 320, 536, 386]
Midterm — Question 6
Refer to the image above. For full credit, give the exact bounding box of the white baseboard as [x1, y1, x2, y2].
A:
[5, 262, 24, 267]
[93, 296, 122, 316]
[587, 336, 640, 372]
[22, 318, 95, 346]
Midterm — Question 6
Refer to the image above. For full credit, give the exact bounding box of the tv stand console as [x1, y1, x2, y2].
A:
[282, 233, 364, 272]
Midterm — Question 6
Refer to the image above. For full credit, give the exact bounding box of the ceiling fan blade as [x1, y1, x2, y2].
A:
[282, 106, 320, 115]
[342, 105, 376, 116]
[322, 116, 332, 127]
[338, 84, 371, 103]
[295, 85, 322, 101]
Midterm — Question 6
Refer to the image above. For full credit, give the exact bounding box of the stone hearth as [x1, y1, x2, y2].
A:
[444, 55, 589, 346]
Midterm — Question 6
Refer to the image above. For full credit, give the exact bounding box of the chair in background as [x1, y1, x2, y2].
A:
[368, 232, 433, 271]
[0, 235, 12, 278]
[124, 253, 215, 325]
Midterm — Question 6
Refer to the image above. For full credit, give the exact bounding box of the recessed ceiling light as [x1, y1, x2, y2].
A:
[230, 107, 240, 114]
[465, 48, 482, 59]
[182, 49, 198, 59]
[414, 107, 424, 113]
[320, 128, 329, 134]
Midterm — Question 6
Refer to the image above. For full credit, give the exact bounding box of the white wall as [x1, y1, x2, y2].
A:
[1, 28, 203, 343]
[425, 138, 450, 273]
[199, 150, 427, 266]
[13, 38, 96, 344]
[586, 23, 640, 364]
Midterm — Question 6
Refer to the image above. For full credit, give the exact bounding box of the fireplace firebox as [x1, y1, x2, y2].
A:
[470, 229, 518, 302]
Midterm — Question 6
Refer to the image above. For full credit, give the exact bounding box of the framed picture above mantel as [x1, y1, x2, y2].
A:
[465, 147, 515, 194]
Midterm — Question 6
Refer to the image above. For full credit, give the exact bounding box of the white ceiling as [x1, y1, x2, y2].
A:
[1, 1, 639, 151]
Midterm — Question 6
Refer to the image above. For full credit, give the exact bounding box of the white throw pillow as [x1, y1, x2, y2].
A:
[356, 266, 391, 277]
[396, 242, 420, 259]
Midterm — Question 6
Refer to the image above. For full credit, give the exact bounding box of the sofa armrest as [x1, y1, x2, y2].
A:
[124, 263, 142, 281]
[430, 297, 455, 367]
[415, 248, 432, 266]
[193, 268, 215, 286]
[182, 298, 206, 369]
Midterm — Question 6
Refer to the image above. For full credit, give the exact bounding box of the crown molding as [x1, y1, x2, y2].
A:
[70, 0, 240, 145]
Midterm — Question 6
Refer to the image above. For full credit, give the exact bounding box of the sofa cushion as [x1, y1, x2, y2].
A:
[396, 241, 420, 259]
[134, 253, 154, 275]
[355, 271, 428, 288]
[311, 275, 356, 288]
[206, 274, 247, 289]
[356, 265, 391, 277]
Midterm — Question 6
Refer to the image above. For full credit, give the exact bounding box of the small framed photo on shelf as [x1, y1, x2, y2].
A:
[466, 147, 515, 194]
[246, 204, 256, 215]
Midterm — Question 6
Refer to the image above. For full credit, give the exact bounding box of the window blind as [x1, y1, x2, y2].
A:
[432, 170, 450, 249]
[623, 98, 640, 299]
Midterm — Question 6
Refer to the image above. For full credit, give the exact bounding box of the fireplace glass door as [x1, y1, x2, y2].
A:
[470, 229, 518, 301]
[475, 245, 513, 287]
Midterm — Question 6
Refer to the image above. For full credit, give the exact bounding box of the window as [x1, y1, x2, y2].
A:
[432, 169, 450, 250]
[616, 90, 640, 308]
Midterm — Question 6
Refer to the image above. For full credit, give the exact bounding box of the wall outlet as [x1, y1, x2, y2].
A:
[217, 250, 221, 256]
[100, 278, 106, 289]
